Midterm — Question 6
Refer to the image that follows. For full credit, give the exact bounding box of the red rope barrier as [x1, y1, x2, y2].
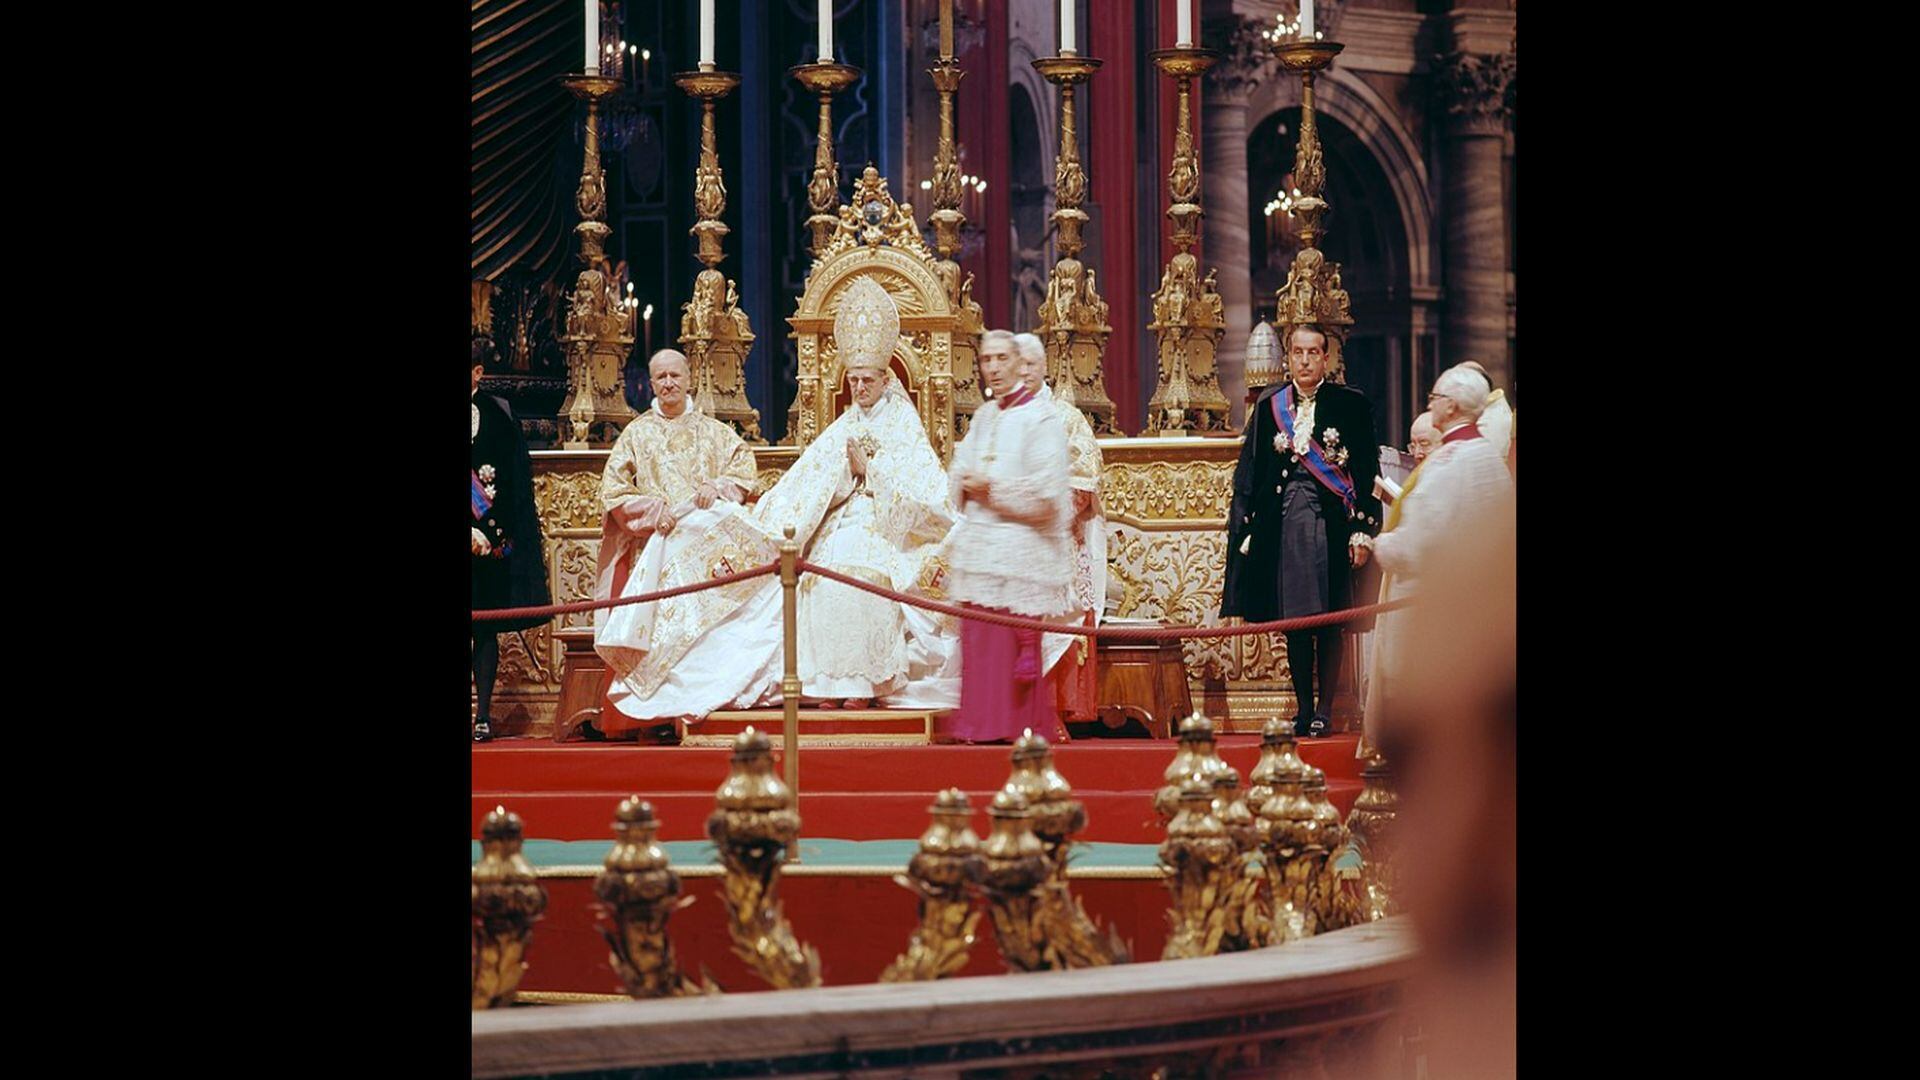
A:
[794, 560, 1413, 639]
[470, 562, 779, 622]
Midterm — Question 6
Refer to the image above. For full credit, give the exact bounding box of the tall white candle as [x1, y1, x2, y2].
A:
[1300, 0, 1314, 39]
[818, 0, 833, 62]
[700, 0, 715, 66]
[1176, 0, 1192, 47]
[1061, 0, 1075, 54]
[584, 0, 599, 74]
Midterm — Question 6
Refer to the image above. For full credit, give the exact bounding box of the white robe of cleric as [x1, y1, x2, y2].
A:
[946, 390, 1076, 618]
[1363, 426, 1515, 750]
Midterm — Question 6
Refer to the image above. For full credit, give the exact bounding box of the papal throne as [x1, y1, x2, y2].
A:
[787, 166, 969, 463]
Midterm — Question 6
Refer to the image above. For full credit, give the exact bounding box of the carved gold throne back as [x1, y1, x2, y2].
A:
[786, 168, 961, 463]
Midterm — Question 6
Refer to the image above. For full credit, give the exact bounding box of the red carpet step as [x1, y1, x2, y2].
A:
[473, 734, 1365, 793]
[473, 734, 1365, 843]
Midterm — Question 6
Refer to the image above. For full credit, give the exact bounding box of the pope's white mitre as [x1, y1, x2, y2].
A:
[833, 274, 899, 370]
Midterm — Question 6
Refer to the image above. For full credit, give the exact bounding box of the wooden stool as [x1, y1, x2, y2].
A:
[552, 629, 606, 743]
[1087, 635, 1193, 739]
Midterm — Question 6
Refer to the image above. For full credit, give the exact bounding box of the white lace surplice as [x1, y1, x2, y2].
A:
[946, 395, 1074, 617]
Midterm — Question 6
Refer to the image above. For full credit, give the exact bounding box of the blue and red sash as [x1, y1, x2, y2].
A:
[471, 470, 493, 521]
[1272, 385, 1358, 514]
[472, 471, 513, 556]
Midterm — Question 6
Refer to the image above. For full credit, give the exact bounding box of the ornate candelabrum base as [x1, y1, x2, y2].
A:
[558, 74, 639, 449]
[675, 67, 763, 443]
[1145, 47, 1231, 436]
[1034, 54, 1119, 436]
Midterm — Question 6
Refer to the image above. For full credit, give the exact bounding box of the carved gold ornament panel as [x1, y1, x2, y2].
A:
[534, 471, 606, 532]
[1101, 460, 1235, 527]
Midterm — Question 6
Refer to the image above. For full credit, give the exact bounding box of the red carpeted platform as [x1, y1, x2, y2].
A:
[473, 734, 1364, 843]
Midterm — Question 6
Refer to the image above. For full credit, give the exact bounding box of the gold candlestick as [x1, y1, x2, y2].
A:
[788, 60, 861, 258]
[673, 67, 763, 441]
[1145, 46, 1231, 436]
[1268, 39, 1353, 380]
[557, 74, 639, 449]
[928, 30, 986, 436]
[1032, 54, 1117, 436]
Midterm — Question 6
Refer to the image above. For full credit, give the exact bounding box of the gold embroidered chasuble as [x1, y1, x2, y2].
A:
[599, 402, 759, 518]
[594, 403, 773, 698]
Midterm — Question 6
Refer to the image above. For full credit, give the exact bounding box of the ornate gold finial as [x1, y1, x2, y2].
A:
[1258, 755, 1328, 941]
[881, 788, 984, 982]
[1157, 712, 1229, 822]
[1247, 718, 1307, 846]
[1211, 767, 1271, 952]
[978, 789, 1051, 971]
[706, 727, 820, 988]
[1346, 752, 1401, 921]
[472, 806, 548, 1009]
[1002, 734, 1125, 970]
[1301, 769, 1360, 931]
[594, 798, 711, 998]
[1255, 728, 1320, 944]
[1160, 772, 1235, 959]
[833, 274, 900, 371]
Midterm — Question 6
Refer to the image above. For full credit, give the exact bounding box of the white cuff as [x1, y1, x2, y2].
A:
[1349, 533, 1374, 550]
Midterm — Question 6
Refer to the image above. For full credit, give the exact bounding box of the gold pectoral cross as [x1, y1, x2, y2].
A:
[852, 429, 881, 495]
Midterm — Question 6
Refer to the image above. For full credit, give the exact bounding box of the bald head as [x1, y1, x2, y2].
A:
[1410, 411, 1441, 461]
[649, 349, 691, 417]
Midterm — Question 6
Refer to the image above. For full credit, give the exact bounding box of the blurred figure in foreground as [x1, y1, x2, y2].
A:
[1376, 500, 1517, 1079]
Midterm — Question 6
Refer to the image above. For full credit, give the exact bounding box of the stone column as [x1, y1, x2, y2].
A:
[1201, 17, 1276, 429]
[1436, 49, 1514, 388]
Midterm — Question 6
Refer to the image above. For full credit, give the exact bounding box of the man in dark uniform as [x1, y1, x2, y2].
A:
[1221, 325, 1382, 737]
[472, 338, 551, 741]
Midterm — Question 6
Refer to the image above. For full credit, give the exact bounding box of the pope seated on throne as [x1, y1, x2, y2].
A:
[593, 275, 960, 730]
